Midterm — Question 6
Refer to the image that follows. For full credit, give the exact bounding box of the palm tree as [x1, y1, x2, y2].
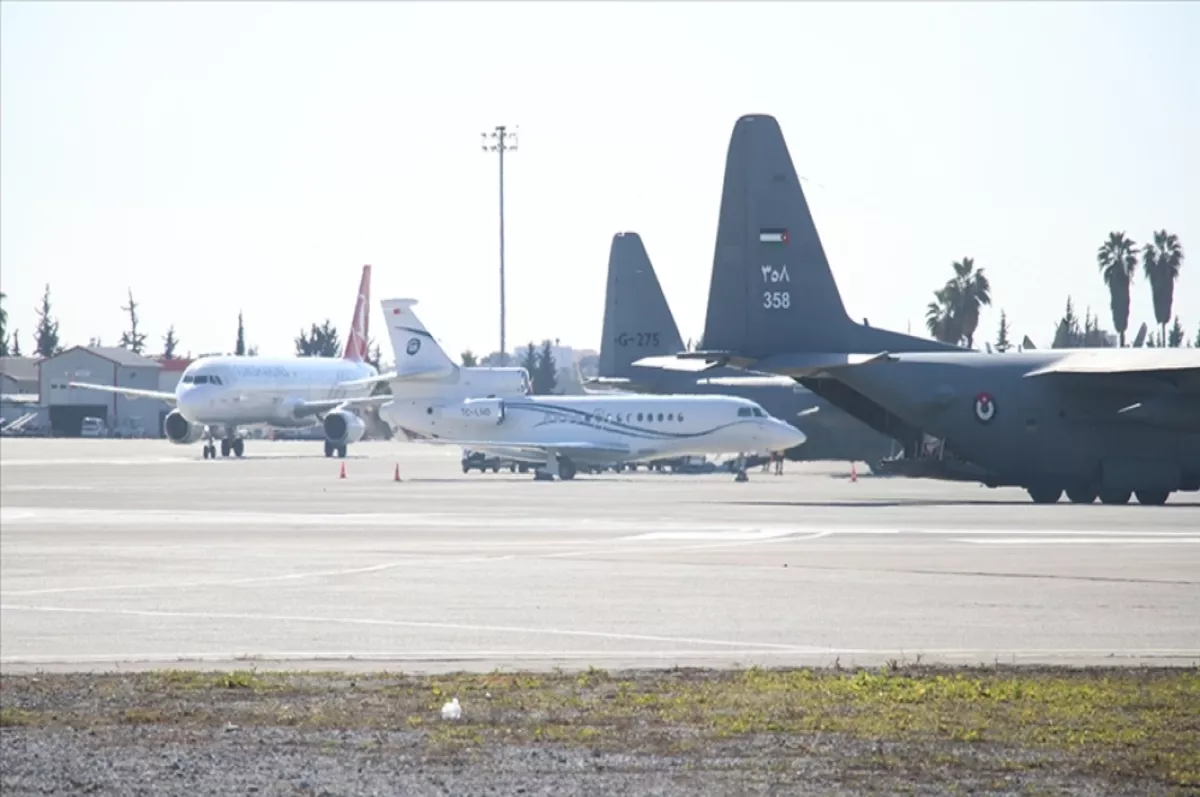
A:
[948, 257, 991, 348]
[924, 258, 990, 347]
[1097, 232, 1138, 346]
[925, 289, 959, 344]
[0, 290, 7, 356]
[1140, 230, 1185, 345]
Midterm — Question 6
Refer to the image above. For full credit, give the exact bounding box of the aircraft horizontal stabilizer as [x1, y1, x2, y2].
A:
[67, 382, 178, 403]
[631, 354, 733, 372]
[697, 375, 799, 388]
[743, 351, 895, 378]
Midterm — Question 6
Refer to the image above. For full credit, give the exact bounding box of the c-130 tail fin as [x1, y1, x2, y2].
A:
[598, 232, 686, 379]
[699, 114, 957, 362]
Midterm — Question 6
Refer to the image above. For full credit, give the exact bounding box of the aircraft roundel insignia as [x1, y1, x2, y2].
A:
[974, 392, 997, 424]
[406, 337, 422, 356]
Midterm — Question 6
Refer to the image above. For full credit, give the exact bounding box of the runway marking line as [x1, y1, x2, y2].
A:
[4, 647, 1198, 667]
[0, 555, 514, 597]
[0, 604, 829, 653]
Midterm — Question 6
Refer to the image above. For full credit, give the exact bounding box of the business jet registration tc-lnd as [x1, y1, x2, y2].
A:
[69, 265, 390, 459]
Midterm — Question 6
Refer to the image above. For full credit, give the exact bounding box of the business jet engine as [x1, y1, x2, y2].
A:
[323, 410, 367, 446]
[458, 397, 506, 425]
[163, 409, 205, 444]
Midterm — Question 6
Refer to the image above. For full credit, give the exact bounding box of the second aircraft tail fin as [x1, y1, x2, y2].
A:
[379, 298, 458, 381]
[598, 232, 686, 378]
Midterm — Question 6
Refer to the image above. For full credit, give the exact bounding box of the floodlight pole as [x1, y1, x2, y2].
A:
[482, 125, 518, 365]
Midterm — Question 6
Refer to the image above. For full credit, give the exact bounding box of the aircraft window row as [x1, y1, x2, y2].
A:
[737, 407, 767, 418]
[560, 411, 687, 424]
[624, 412, 685, 423]
[182, 374, 225, 385]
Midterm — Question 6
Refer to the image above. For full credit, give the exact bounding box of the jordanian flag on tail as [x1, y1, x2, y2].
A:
[759, 228, 789, 244]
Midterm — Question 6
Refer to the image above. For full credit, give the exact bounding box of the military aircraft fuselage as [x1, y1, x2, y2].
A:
[824, 352, 1200, 494]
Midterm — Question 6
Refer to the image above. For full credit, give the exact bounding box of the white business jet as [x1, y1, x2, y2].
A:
[368, 298, 806, 480]
[69, 265, 389, 459]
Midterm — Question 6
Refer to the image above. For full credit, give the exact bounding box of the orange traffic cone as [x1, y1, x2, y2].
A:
[850, 461, 858, 482]
[393, 463, 401, 482]
[339, 461, 346, 479]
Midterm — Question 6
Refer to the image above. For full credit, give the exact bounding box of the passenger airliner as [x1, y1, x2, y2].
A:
[69, 265, 389, 459]
[371, 298, 806, 480]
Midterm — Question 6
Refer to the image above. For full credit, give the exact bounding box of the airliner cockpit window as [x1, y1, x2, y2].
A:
[182, 375, 194, 384]
[194, 375, 209, 385]
[737, 408, 753, 417]
[753, 408, 765, 417]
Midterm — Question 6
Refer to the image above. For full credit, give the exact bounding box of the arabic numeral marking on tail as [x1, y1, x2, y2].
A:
[763, 291, 790, 310]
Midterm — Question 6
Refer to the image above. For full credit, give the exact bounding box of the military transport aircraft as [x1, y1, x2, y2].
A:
[639, 113, 1200, 505]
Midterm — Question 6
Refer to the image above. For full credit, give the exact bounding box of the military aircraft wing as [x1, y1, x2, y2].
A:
[1024, 349, 1200, 379]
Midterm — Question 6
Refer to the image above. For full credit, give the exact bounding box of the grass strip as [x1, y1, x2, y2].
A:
[3, 665, 1197, 790]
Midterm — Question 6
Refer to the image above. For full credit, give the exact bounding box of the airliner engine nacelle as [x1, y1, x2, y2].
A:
[458, 397, 506, 425]
[163, 409, 204, 444]
[323, 410, 367, 446]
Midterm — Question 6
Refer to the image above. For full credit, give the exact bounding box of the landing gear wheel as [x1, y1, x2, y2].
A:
[1027, 486, 1062, 504]
[558, 458, 577, 481]
[203, 444, 215, 460]
[337, 444, 347, 458]
[1134, 490, 1169, 506]
[1065, 487, 1097, 504]
[232, 438, 245, 458]
[1099, 489, 1132, 505]
[324, 440, 334, 458]
[734, 469, 749, 483]
[220, 439, 231, 457]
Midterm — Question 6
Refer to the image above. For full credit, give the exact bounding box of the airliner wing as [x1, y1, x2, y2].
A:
[291, 395, 394, 419]
[336, 372, 397, 389]
[67, 382, 177, 403]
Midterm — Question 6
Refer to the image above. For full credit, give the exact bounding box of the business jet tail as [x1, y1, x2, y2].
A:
[342, 264, 372, 362]
[380, 298, 458, 381]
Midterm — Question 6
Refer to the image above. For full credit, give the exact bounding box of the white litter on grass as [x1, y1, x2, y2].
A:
[441, 697, 462, 721]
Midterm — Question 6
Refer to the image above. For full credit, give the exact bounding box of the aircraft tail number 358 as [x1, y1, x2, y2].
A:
[763, 291, 790, 309]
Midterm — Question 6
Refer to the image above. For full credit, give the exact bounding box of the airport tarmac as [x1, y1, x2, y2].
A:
[1, 438, 1197, 673]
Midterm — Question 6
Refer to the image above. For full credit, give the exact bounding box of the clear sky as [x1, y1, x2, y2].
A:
[3, 1, 1197, 361]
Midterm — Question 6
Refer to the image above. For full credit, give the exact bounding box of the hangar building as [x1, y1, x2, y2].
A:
[38, 346, 165, 436]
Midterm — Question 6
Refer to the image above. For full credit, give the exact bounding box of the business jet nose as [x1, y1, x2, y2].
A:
[772, 420, 807, 451]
